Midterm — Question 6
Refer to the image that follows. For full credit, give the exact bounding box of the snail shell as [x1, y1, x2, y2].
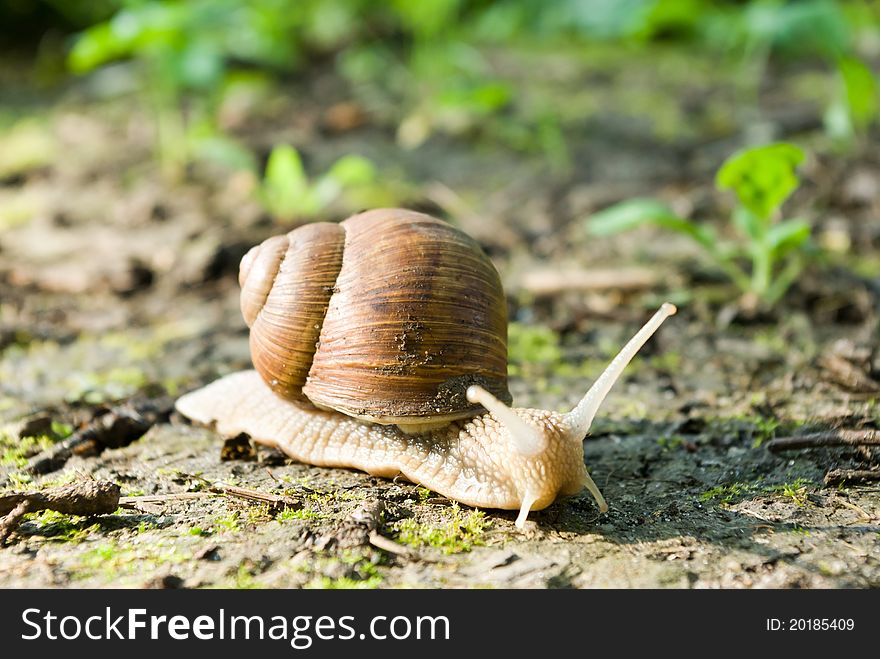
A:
[239, 208, 511, 431]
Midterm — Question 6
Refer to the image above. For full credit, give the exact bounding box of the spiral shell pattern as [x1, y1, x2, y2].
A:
[239, 208, 511, 425]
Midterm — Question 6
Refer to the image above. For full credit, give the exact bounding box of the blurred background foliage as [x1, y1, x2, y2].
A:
[3, 0, 878, 160]
[0, 0, 878, 232]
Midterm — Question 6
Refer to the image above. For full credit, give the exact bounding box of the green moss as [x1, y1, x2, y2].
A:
[0, 432, 55, 467]
[393, 503, 491, 554]
[0, 419, 74, 468]
[506, 321, 646, 385]
[51, 421, 74, 439]
[32, 471, 80, 489]
[67, 366, 149, 404]
[699, 482, 753, 504]
[700, 413, 796, 448]
[657, 435, 685, 451]
[308, 574, 384, 589]
[508, 322, 563, 373]
[213, 512, 241, 533]
[232, 564, 261, 589]
[303, 488, 366, 503]
[244, 503, 274, 525]
[3, 472, 33, 489]
[74, 538, 188, 581]
[277, 506, 325, 522]
[21, 510, 102, 542]
[750, 416, 780, 448]
[136, 521, 158, 534]
[304, 553, 384, 589]
[1, 470, 82, 495]
[700, 477, 814, 507]
[100, 324, 196, 361]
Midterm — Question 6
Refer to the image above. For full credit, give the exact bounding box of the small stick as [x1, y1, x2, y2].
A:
[118, 492, 211, 512]
[118, 486, 302, 513]
[208, 483, 302, 512]
[765, 429, 880, 453]
[519, 267, 658, 295]
[0, 480, 121, 544]
[368, 531, 414, 557]
[823, 469, 880, 487]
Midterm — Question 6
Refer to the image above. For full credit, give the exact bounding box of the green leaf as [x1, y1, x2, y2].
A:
[587, 199, 684, 235]
[68, 22, 128, 73]
[313, 155, 376, 207]
[262, 144, 313, 220]
[325, 155, 376, 187]
[766, 219, 811, 258]
[839, 56, 878, 130]
[587, 199, 717, 248]
[587, 197, 753, 293]
[716, 142, 805, 221]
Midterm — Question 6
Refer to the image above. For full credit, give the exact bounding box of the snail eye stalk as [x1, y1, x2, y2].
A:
[466, 385, 544, 457]
[565, 303, 677, 441]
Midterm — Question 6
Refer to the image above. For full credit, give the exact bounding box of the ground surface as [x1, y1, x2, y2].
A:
[1, 44, 878, 588]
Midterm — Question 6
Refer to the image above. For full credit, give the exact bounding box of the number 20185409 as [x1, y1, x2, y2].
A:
[766, 618, 854, 631]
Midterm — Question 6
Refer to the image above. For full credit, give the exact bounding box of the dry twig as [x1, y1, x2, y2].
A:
[0, 480, 121, 544]
[765, 429, 880, 453]
[117, 482, 302, 514]
[823, 469, 880, 487]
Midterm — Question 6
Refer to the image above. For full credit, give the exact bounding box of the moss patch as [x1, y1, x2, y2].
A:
[393, 504, 491, 554]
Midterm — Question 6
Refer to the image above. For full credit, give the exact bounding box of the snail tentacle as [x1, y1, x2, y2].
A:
[466, 385, 544, 456]
[565, 302, 677, 441]
[515, 491, 539, 529]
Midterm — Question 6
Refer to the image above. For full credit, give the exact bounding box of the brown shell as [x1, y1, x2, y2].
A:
[240, 208, 511, 426]
[240, 222, 345, 403]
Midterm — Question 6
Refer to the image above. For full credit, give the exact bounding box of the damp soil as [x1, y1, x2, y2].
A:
[1, 47, 879, 588]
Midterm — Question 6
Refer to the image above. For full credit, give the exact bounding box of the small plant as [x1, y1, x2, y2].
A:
[699, 482, 752, 504]
[258, 144, 378, 222]
[588, 142, 813, 307]
[765, 478, 813, 507]
[750, 415, 780, 448]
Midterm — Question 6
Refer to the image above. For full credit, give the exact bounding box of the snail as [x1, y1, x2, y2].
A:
[175, 208, 676, 528]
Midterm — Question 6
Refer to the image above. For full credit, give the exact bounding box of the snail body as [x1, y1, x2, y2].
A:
[176, 209, 676, 527]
